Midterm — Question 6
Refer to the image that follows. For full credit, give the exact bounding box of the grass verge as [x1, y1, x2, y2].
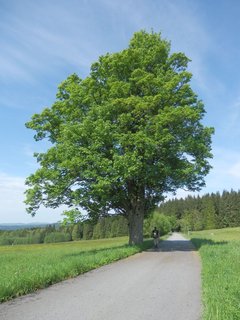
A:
[0, 237, 153, 302]
[187, 228, 240, 320]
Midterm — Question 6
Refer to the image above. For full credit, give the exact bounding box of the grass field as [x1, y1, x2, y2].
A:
[0, 237, 152, 302]
[188, 227, 240, 320]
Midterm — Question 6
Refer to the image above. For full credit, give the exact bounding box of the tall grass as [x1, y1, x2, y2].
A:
[0, 237, 152, 302]
[188, 228, 240, 320]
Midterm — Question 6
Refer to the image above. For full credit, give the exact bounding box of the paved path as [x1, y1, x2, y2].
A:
[0, 233, 201, 320]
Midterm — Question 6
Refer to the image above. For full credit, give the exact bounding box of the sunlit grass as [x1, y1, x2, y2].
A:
[188, 227, 240, 242]
[187, 228, 240, 320]
[0, 237, 152, 302]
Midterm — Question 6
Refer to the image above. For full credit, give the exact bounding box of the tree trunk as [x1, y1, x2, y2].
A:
[128, 201, 144, 245]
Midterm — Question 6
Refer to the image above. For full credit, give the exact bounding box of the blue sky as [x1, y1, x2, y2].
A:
[1, 0, 240, 223]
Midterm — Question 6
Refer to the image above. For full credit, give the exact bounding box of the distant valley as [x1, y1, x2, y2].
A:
[0, 223, 54, 230]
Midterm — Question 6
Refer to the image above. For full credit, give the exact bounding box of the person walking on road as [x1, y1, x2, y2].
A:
[151, 227, 160, 248]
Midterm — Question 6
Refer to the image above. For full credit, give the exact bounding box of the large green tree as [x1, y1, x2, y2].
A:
[25, 31, 214, 245]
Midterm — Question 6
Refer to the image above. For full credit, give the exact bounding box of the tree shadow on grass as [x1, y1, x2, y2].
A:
[63, 240, 153, 259]
[64, 244, 131, 258]
[190, 238, 228, 250]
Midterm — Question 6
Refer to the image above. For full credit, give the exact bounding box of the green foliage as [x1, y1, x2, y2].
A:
[144, 212, 173, 236]
[71, 224, 82, 241]
[0, 229, 46, 246]
[93, 215, 128, 239]
[202, 196, 216, 230]
[188, 228, 240, 320]
[180, 209, 204, 232]
[62, 209, 84, 225]
[219, 190, 240, 228]
[158, 190, 240, 232]
[112, 216, 129, 237]
[82, 223, 94, 240]
[0, 237, 14, 246]
[44, 232, 71, 243]
[0, 216, 129, 247]
[25, 30, 213, 244]
[13, 237, 35, 245]
[0, 237, 152, 302]
[93, 219, 106, 239]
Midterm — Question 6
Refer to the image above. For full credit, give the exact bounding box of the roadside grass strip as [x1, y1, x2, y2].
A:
[0, 237, 152, 302]
[188, 228, 240, 320]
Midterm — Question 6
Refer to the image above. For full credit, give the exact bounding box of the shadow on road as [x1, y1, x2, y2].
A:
[162, 239, 196, 252]
[150, 239, 196, 252]
[147, 238, 228, 253]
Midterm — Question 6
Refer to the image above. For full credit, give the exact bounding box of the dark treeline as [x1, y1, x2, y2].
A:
[158, 190, 240, 232]
[0, 215, 128, 246]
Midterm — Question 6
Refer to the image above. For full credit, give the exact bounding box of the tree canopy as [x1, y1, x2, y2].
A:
[25, 30, 214, 244]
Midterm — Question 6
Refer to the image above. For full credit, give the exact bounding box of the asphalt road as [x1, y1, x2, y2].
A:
[0, 233, 201, 320]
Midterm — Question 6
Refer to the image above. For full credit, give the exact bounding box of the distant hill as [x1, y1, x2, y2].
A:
[0, 223, 56, 230]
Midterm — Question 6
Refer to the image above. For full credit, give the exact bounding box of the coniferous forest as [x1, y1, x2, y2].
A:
[158, 189, 240, 232]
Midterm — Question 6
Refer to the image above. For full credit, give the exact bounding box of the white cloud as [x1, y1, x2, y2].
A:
[0, 172, 27, 223]
[165, 146, 240, 201]
[0, 173, 25, 191]
[23, 144, 35, 158]
[228, 161, 240, 179]
[222, 97, 240, 136]
[203, 147, 240, 193]
[0, 172, 63, 223]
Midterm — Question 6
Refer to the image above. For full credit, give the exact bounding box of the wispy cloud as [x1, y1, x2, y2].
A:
[166, 146, 240, 200]
[223, 97, 240, 136]
[0, 172, 62, 223]
[204, 147, 240, 192]
[0, 172, 28, 223]
[0, 0, 225, 103]
[101, 0, 221, 97]
[0, 2, 199, 78]
[1, 3, 91, 83]
[228, 161, 240, 179]
[0, 172, 25, 191]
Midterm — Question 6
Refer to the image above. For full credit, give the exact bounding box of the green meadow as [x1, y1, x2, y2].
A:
[0, 237, 152, 302]
[2, 226, 240, 320]
[188, 227, 240, 320]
